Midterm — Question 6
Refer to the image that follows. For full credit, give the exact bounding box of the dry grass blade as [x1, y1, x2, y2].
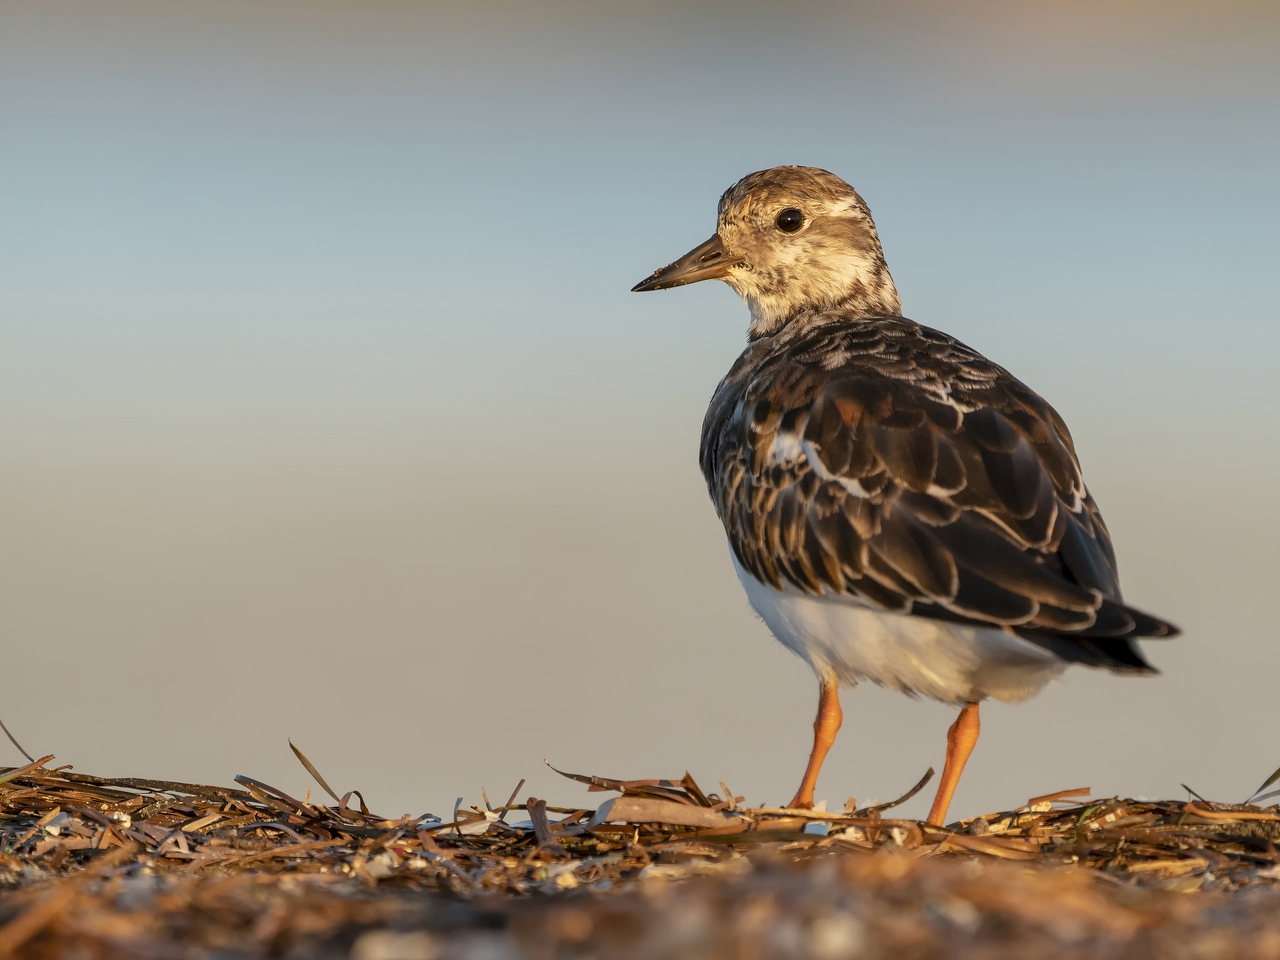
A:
[234, 774, 308, 812]
[288, 739, 342, 803]
[0, 718, 34, 764]
[939, 835, 1042, 860]
[0, 755, 55, 786]
[206, 839, 341, 869]
[89, 775, 252, 800]
[1184, 802, 1280, 822]
[498, 778, 525, 823]
[680, 771, 713, 807]
[1029, 786, 1091, 805]
[340, 789, 373, 818]
[545, 761, 693, 798]
[545, 761, 629, 792]
[1249, 765, 1280, 804]
[1182, 782, 1210, 803]
[857, 767, 935, 815]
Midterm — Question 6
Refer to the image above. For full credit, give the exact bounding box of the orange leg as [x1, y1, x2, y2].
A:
[927, 701, 981, 826]
[787, 675, 842, 809]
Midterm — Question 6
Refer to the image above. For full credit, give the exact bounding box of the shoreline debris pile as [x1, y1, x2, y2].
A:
[3, 754, 1280, 957]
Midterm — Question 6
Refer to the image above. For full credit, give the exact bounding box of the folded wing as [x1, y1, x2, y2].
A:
[701, 318, 1178, 673]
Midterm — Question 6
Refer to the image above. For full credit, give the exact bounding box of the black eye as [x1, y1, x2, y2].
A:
[775, 208, 804, 233]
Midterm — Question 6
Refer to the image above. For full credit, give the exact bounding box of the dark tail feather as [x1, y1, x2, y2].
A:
[1123, 605, 1180, 639]
[1016, 633, 1159, 674]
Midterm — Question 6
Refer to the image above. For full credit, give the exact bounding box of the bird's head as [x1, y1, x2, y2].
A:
[632, 165, 901, 339]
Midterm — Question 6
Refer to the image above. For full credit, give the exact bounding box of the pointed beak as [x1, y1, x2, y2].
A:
[631, 233, 742, 292]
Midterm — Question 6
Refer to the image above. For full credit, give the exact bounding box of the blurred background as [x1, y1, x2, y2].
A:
[1, 0, 1277, 821]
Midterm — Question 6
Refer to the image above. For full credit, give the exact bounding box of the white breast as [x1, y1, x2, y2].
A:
[731, 551, 1065, 705]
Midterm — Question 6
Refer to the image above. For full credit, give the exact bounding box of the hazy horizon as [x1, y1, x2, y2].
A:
[1, 0, 1277, 820]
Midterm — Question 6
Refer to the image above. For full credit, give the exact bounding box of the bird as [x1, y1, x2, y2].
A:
[631, 166, 1178, 826]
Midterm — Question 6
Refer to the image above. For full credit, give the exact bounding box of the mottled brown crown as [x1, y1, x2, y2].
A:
[718, 166, 870, 218]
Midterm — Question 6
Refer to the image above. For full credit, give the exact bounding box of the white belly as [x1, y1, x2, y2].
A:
[732, 552, 1065, 705]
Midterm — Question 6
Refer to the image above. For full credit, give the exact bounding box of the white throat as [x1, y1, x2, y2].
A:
[733, 258, 902, 340]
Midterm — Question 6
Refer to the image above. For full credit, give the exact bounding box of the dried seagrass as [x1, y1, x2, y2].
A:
[3, 753, 1280, 958]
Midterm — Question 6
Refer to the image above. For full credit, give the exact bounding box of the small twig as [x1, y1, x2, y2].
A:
[526, 797, 567, 855]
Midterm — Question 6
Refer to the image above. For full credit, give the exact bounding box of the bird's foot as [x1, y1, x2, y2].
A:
[785, 794, 815, 811]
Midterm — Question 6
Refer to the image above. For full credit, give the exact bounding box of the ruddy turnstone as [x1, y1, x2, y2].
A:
[632, 166, 1178, 825]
